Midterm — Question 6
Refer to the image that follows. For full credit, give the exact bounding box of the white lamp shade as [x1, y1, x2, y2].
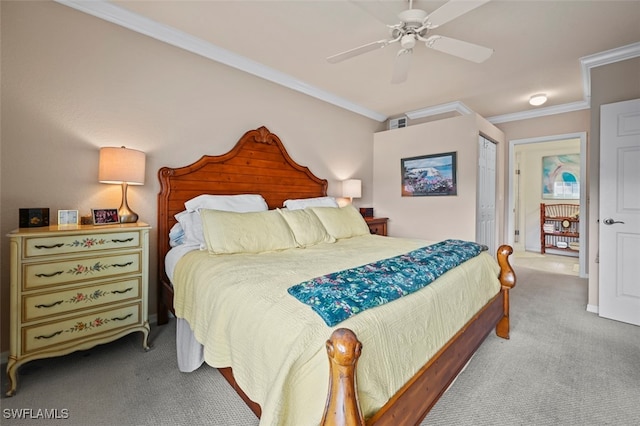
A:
[342, 179, 362, 199]
[99, 146, 146, 185]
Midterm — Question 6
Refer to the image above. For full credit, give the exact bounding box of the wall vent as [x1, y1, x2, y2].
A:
[388, 116, 407, 130]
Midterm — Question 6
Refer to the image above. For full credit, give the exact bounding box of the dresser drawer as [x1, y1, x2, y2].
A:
[24, 252, 141, 291]
[23, 303, 142, 354]
[23, 277, 141, 322]
[23, 231, 141, 258]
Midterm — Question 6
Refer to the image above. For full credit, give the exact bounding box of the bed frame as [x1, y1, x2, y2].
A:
[157, 126, 516, 426]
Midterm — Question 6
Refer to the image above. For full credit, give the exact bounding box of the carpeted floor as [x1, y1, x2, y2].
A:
[2, 266, 639, 425]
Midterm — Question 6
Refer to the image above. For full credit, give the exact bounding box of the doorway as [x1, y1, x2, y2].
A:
[507, 133, 587, 278]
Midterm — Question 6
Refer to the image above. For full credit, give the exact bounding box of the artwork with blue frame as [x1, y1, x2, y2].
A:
[542, 154, 580, 199]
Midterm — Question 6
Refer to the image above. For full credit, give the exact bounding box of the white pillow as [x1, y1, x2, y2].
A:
[283, 196, 338, 210]
[200, 209, 297, 254]
[174, 210, 205, 248]
[185, 194, 268, 213]
[277, 208, 335, 247]
[310, 205, 370, 240]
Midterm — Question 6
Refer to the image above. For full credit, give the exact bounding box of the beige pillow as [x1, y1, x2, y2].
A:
[277, 208, 335, 247]
[310, 205, 370, 240]
[200, 209, 297, 254]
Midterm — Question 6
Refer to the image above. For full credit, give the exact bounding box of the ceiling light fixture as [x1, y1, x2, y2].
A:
[529, 94, 548, 106]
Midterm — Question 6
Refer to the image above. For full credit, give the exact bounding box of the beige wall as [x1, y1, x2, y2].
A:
[372, 114, 505, 244]
[0, 1, 381, 353]
[588, 57, 640, 311]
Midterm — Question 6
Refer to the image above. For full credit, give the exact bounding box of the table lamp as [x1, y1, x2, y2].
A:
[98, 146, 145, 223]
[342, 179, 362, 203]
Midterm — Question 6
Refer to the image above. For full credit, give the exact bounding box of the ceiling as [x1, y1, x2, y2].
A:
[60, 0, 640, 123]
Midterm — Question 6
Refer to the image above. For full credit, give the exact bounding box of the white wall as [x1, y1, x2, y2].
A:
[372, 114, 505, 243]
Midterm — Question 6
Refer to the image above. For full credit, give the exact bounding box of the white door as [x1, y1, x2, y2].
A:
[477, 136, 497, 255]
[599, 98, 640, 326]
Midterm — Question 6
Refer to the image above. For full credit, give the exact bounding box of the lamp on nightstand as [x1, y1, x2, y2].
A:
[99, 146, 146, 223]
[342, 179, 362, 203]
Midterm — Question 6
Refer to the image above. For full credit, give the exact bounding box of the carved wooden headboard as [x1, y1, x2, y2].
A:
[156, 126, 328, 322]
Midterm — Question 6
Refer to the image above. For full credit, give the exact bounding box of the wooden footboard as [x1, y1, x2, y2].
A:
[321, 245, 516, 426]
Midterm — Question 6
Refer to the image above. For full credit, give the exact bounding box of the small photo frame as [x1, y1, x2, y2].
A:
[58, 209, 79, 225]
[19, 208, 50, 228]
[92, 208, 119, 225]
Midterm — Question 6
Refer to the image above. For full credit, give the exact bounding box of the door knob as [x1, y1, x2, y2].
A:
[603, 218, 625, 225]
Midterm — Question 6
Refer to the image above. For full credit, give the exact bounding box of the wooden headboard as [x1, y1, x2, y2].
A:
[156, 126, 328, 323]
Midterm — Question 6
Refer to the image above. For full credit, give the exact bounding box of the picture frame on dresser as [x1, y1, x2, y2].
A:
[57, 209, 79, 225]
[92, 208, 119, 225]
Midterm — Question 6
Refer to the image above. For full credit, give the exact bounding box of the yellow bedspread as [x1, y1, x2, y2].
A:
[173, 235, 501, 425]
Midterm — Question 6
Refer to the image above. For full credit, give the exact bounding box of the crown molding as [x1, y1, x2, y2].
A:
[55, 0, 388, 122]
[487, 100, 590, 124]
[580, 41, 640, 100]
[54, 1, 640, 126]
[488, 42, 640, 124]
[405, 101, 474, 120]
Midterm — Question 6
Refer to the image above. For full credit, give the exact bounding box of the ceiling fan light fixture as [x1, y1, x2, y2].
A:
[529, 94, 548, 106]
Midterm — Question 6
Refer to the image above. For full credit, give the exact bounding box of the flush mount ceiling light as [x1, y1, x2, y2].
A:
[529, 94, 548, 106]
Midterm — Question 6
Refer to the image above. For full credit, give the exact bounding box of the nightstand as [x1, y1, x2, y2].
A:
[6, 222, 151, 396]
[365, 217, 388, 236]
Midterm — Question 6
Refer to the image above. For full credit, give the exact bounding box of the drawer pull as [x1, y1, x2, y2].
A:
[111, 238, 134, 243]
[111, 262, 133, 268]
[35, 300, 64, 309]
[35, 271, 64, 278]
[34, 243, 64, 250]
[34, 331, 63, 340]
[111, 314, 133, 321]
[111, 287, 133, 295]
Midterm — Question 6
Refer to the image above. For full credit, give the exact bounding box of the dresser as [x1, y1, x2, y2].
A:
[6, 222, 151, 396]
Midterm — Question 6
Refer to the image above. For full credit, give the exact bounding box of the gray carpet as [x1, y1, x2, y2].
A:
[2, 266, 639, 425]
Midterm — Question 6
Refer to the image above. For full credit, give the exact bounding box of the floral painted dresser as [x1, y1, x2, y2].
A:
[5, 222, 150, 396]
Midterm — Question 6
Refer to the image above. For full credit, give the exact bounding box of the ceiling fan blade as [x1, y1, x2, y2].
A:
[327, 38, 393, 64]
[425, 35, 493, 63]
[391, 49, 412, 84]
[425, 0, 491, 29]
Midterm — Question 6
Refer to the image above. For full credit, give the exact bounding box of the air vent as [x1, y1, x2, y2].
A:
[388, 116, 408, 130]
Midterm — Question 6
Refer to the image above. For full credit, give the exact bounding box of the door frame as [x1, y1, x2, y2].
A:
[507, 132, 588, 278]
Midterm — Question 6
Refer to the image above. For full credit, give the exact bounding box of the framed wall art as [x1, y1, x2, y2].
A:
[92, 208, 119, 225]
[401, 152, 457, 196]
[542, 154, 580, 199]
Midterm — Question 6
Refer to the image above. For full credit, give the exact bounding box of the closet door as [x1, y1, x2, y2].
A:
[477, 136, 497, 255]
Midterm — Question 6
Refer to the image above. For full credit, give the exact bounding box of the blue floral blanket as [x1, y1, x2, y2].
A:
[287, 239, 487, 326]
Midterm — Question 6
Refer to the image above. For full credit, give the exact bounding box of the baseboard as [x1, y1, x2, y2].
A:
[586, 304, 599, 314]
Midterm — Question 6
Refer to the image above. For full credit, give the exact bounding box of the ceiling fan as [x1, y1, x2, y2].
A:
[327, 0, 494, 84]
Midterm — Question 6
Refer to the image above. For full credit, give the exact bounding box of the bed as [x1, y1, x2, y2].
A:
[157, 126, 516, 425]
